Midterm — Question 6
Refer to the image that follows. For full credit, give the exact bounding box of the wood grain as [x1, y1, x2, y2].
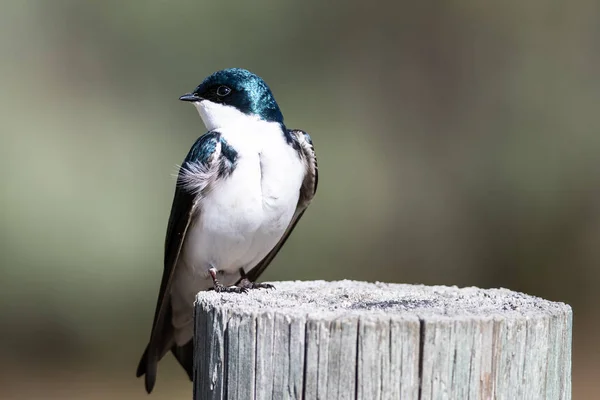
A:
[194, 280, 572, 400]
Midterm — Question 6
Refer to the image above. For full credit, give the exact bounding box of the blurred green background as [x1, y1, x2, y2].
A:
[1, 1, 599, 398]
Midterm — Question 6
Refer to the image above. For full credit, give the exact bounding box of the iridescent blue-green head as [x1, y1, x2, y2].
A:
[180, 68, 283, 130]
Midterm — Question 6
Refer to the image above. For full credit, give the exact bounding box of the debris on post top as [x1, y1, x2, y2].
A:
[194, 280, 572, 400]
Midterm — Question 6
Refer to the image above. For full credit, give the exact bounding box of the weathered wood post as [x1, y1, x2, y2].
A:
[194, 280, 572, 400]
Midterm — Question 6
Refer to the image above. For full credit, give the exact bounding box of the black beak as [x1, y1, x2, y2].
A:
[179, 93, 202, 102]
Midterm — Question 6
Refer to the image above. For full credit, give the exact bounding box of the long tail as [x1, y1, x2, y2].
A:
[171, 340, 194, 381]
[137, 339, 193, 393]
[136, 344, 158, 393]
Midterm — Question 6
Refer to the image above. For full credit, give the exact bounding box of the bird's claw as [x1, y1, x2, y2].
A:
[213, 283, 248, 294]
[238, 278, 275, 290]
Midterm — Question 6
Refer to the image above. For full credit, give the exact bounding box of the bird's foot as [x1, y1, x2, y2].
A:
[237, 278, 275, 290]
[213, 283, 248, 294]
[209, 267, 248, 293]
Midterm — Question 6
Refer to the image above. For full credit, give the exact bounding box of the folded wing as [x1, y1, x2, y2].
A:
[137, 131, 228, 393]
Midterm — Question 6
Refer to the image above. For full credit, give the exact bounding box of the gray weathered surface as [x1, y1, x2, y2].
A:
[194, 280, 572, 400]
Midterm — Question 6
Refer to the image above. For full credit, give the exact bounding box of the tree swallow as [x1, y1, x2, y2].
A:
[136, 68, 318, 393]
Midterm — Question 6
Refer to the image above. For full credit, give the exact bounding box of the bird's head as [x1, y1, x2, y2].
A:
[180, 68, 283, 131]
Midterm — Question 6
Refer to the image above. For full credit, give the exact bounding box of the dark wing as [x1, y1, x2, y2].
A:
[137, 132, 225, 393]
[244, 129, 318, 282]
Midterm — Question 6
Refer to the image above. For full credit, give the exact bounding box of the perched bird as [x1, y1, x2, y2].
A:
[136, 68, 318, 393]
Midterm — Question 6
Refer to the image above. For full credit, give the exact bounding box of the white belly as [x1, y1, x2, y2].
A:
[170, 126, 304, 344]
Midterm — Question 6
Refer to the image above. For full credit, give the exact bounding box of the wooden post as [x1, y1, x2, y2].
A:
[194, 280, 572, 400]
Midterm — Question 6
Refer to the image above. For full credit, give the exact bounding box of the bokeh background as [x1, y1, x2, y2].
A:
[1, 1, 598, 398]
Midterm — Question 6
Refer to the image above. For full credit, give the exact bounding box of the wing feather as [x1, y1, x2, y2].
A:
[137, 132, 223, 393]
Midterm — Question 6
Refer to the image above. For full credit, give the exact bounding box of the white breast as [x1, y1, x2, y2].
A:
[170, 112, 305, 345]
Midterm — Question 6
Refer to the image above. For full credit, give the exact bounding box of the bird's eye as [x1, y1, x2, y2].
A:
[216, 86, 231, 97]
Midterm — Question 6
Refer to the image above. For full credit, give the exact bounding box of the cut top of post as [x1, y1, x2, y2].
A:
[195, 280, 569, 320]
